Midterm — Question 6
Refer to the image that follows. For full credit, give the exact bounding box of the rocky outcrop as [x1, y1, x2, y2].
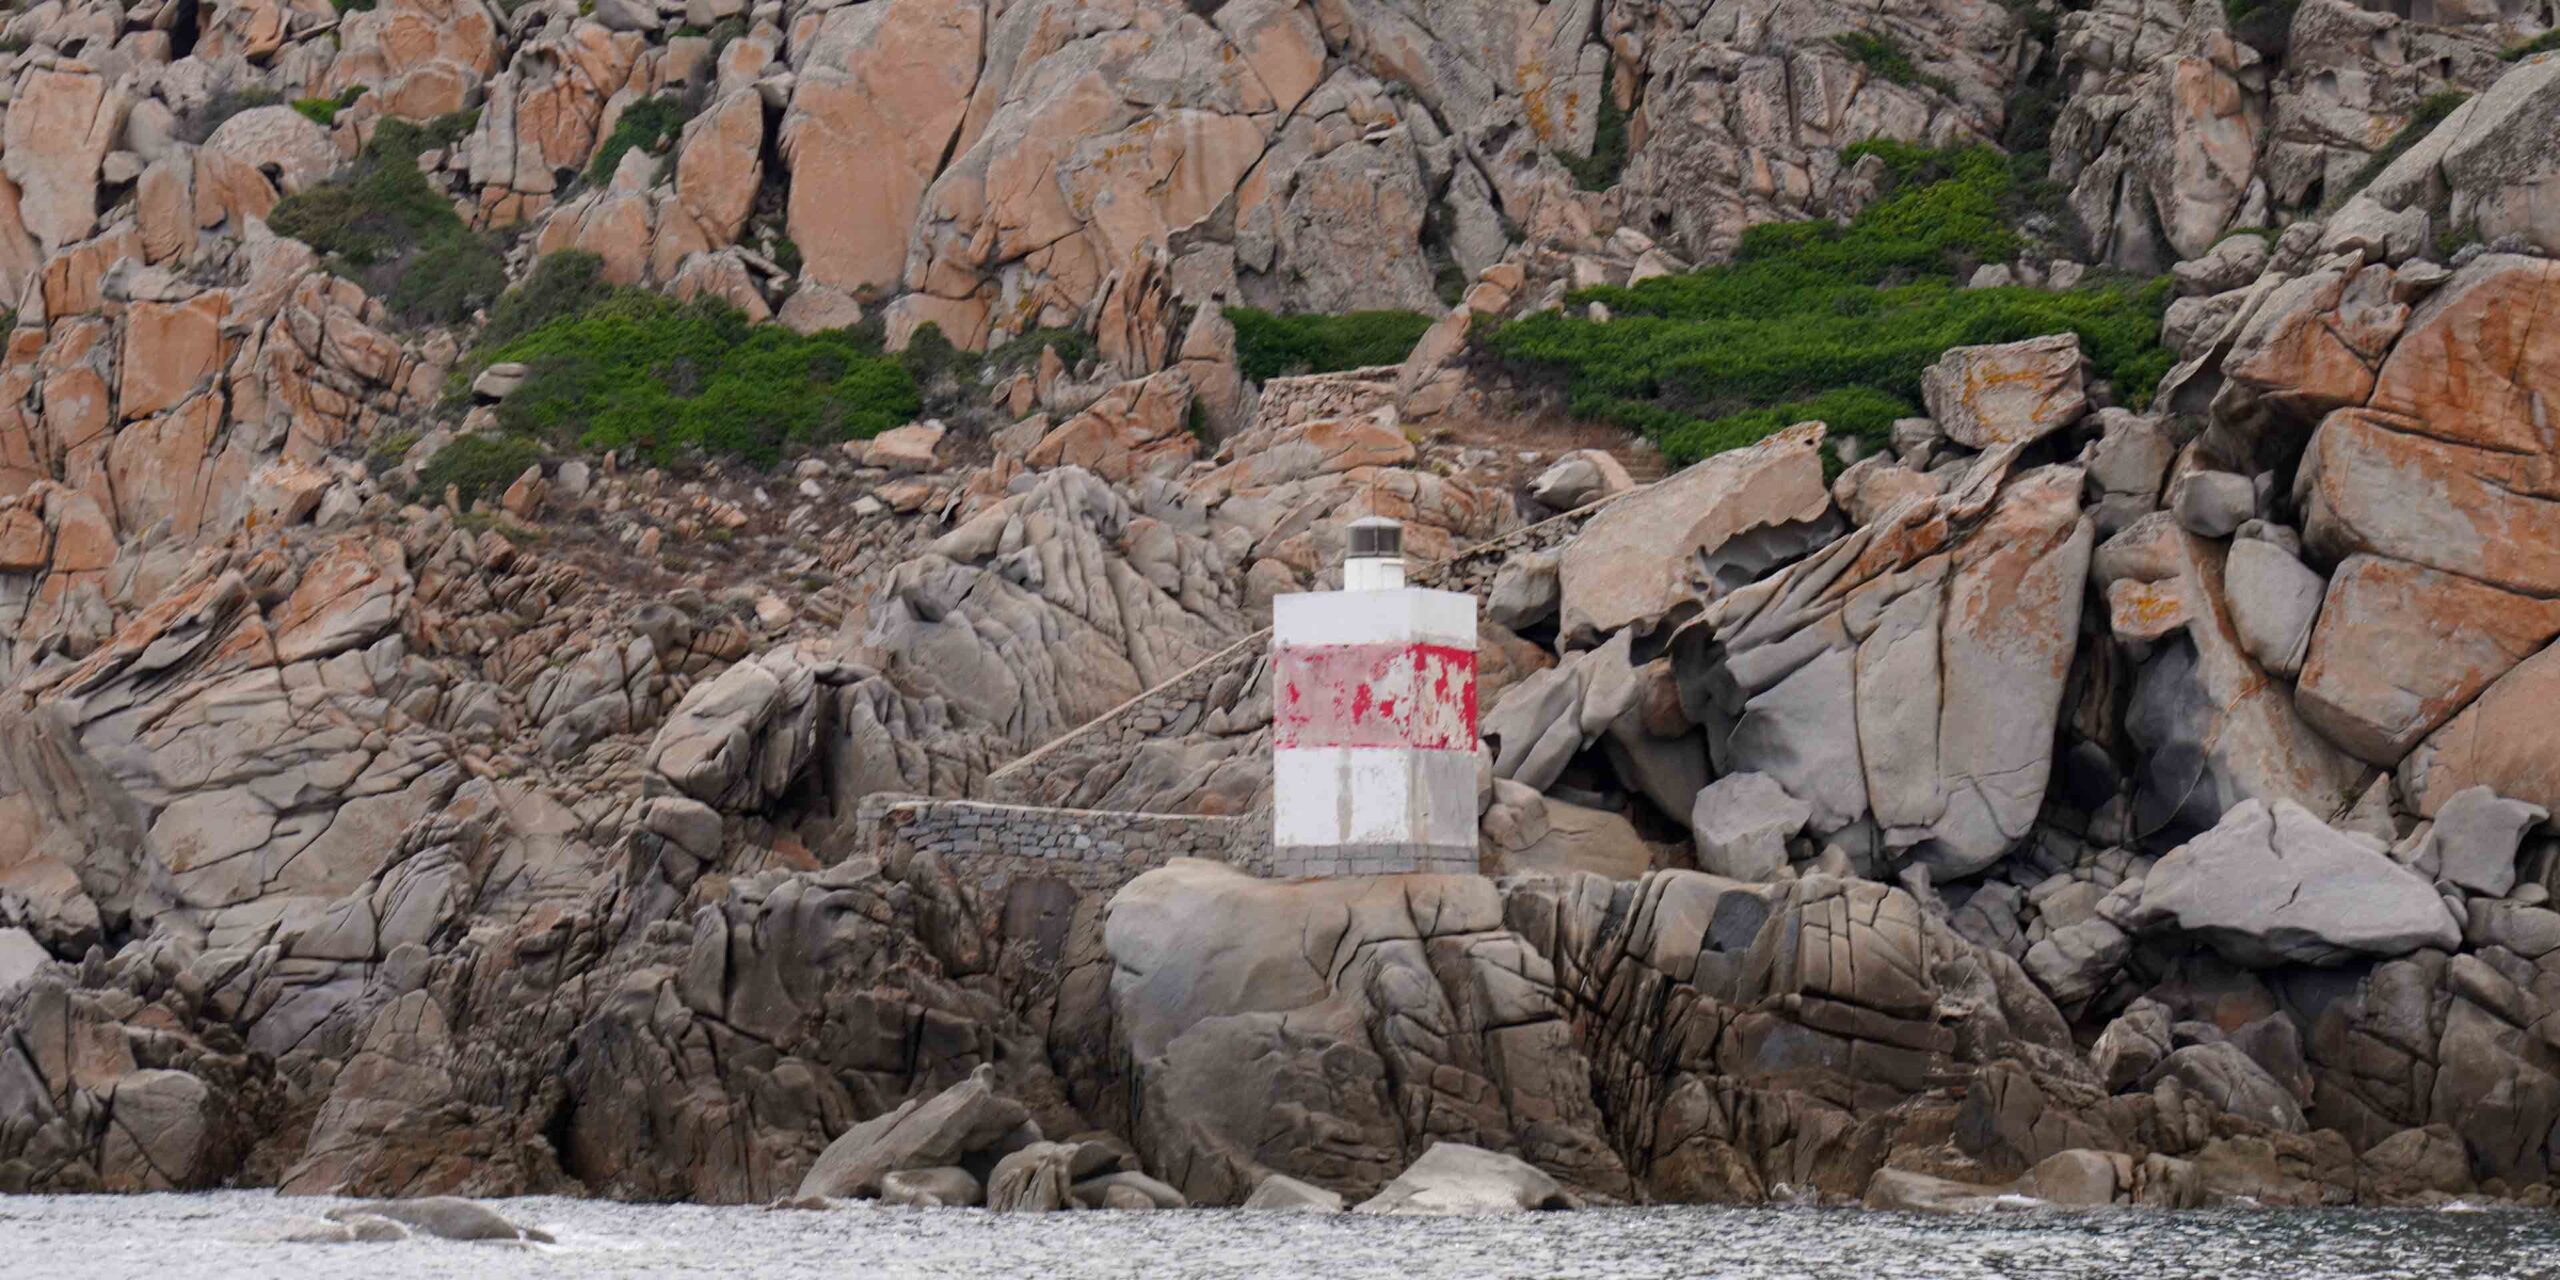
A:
[1105, 860, 1630, 1205]
[0, 0, 2555, 1220]
[1676, 455, 2095, 878]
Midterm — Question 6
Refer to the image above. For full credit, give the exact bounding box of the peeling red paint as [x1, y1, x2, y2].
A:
[1273, 641, 1478, 749]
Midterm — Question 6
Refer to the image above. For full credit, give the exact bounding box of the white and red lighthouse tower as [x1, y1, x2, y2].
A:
[1269, 517, 1480, 877]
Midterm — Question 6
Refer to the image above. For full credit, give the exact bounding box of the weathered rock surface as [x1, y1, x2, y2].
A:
[1106, 860, 1630, 1205]
[1557, 423, 1835, 649]
[1922, 336, 2089, 449]
[2137, 800, 2460, 966]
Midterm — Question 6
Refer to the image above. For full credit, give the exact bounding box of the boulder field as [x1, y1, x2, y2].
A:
[0, 0, 2557, 1219]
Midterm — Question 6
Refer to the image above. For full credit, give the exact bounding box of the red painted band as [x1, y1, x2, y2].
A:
[1273, 641, 1478, 750]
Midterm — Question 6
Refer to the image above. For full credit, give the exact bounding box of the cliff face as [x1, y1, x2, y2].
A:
[0, 0, 2556, 1213]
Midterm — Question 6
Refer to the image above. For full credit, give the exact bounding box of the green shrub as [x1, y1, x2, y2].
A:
[1833, 32, 1956, 94]
[2500, 28, 2560, 59]
[1555, 93, 1629, 192]
[418, 434, 542, 504]
[266, 114, 507, 327]
[1224, 308, 1436, 382]
[291, 86, 366, 127]
[1480, 144, 2172, 465]
[586, 94, 697, 185]
[473, 290, 920, 466]
[705, 15, 747, 57]
[985, 326, 1091, 375]
[479, 251, 618, 353]
[2225, 0, 2297, 56]
[365, 428, 421, 479]
[2336, 90, 2469, 205]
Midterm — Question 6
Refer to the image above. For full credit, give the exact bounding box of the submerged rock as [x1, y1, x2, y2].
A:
[1354, 1143, 1579, 1215]
[324, 1199, 551, 1243]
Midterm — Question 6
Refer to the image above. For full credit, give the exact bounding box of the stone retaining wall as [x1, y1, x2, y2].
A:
[860, 795, 1263, 895]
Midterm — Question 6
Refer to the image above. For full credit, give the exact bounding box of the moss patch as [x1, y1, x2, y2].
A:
[1479, 144, 2172, 464]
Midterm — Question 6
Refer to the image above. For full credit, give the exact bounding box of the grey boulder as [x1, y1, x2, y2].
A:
[1243, 1173, 1345, 1212]
[2222, 537, 2325, 678]
[1688, 772, 1809, 881]
[880, 1166, 982, 1207]
[795, 1065, 1031, 1200]
[2137, 800, 2460, 966]
[0, 927, 48, 996]
[1353, 1142, 1578, 1215]
[2411, 786, 2549, 897]
[325, 1198, 552, 1243]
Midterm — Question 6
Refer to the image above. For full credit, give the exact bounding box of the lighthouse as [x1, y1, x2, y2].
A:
[1269, 517, 1480, 877]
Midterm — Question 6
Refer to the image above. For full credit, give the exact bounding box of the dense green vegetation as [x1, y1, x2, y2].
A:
[1480, 143, 2173, 464]
[2337, 90, 2470, 203]
[466, 283, 918, 466]
[1224, 307, 1436, 382]
[1833, 32, 1955, 95]
[2501, 28, 2560, 59]
[586, 94, 697, 184]
[418, 434, 542, 504]
[266, 113, 503, 326]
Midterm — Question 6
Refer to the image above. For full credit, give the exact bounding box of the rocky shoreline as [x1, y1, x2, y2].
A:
[1, 0, 2559, 1224]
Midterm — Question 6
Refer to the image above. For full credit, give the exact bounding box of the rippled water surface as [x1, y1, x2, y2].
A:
[6, 1192, 2560, 1279]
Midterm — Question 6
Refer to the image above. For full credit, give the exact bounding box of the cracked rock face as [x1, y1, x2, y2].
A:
[2136, 799, 2460, 967]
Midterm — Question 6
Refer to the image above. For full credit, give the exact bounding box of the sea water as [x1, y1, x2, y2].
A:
[3, 1191, 2558, 1279]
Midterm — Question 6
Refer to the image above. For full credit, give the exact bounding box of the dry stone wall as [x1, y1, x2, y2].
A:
[859, 796, 1255, 896]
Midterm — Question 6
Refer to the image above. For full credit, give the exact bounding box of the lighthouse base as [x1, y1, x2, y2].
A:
[1268, 745, 1479, 877]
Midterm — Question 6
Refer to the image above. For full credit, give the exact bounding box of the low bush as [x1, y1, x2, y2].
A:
[1480, 143, 2172, 465]
[471, 290, 920, 466]
[1833, 31, 1956, 94]
[417, 434, 541, 504]
[478, 251, 618, 353]
[291, 86, 366, 127]
[266, 114, 507, 327]
[2336, 90, 2469, 204]
[1224, 308, 1436, 382]
[586, 94, 697, 185]
[1555, 94, 1629, 192]
[985, 326, 1092, 376]
[2500, 28, 2560, 60]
